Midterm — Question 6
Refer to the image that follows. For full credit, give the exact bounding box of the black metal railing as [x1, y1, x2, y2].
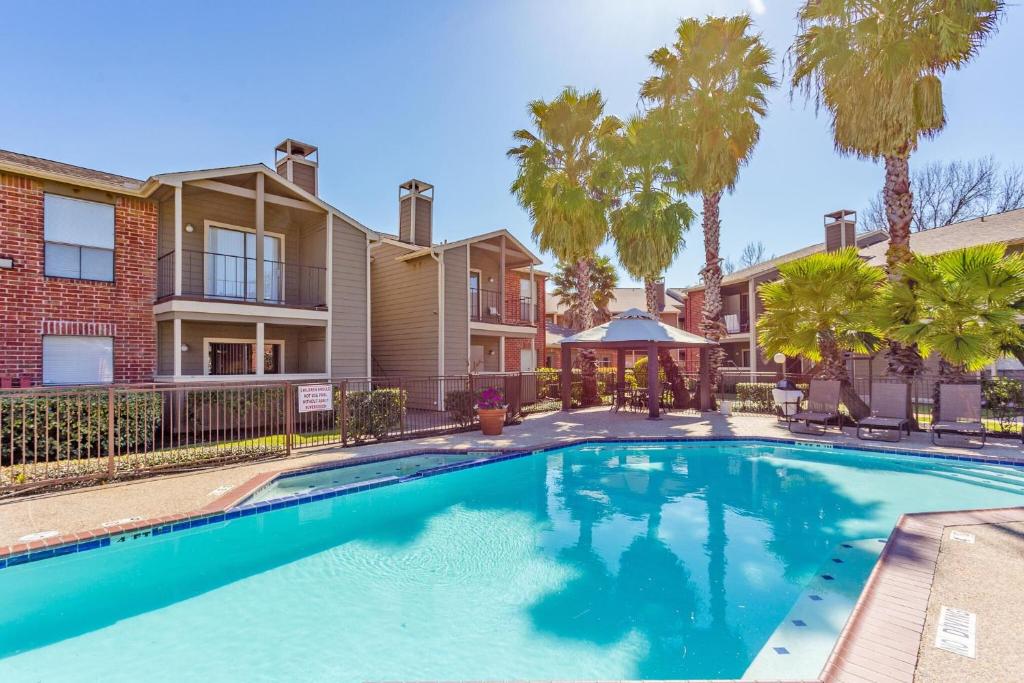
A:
[469, 288, 536, 326]
[156, 250, 326, 308]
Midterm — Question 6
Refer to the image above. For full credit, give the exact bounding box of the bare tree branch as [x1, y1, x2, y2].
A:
[861, 157, 1024, 232]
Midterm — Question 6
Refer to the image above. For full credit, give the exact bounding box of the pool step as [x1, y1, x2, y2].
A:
[741, 538, 886, 681]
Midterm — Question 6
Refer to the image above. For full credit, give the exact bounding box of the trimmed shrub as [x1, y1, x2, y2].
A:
[344, 387, 406, 444]
[983, 377, 1024, 433]
[632, 357, 666, 388]
[733, 382, 809, 413]
[446, 389, 477, 427]
[0, 391, 164, 464]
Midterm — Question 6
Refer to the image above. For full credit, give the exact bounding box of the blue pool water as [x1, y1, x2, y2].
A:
[1, 440, 1023, 681]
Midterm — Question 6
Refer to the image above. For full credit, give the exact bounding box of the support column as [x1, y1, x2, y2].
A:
[173, 186, 183, 296]
[255, 322, 265, 376]
[325, 213, 333, 376]
[499, 235, 506, 323]
[255, 173, 265, 304]
[699, 346, 711, 411]
[647, 343, 660, 419]
[498, 336, 505, 372]
[172, 318, 182, 378]
[748, 277, 757, 382]
[616, 348, 626, 409]
[561, 345, 572, 410]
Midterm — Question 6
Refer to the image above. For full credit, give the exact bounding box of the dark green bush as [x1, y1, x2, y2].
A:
[0, 391, 163, 463]
[345, 388, 406, 444]
[446, 389, 477, 427]
[983, 377, 1024, 433]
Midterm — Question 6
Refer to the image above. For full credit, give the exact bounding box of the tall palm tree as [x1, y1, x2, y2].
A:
[641, 15, 776, 389]
[878, 244, 1024, 384]
[758, 248, 885, 418]
[509, 87, 621, 405]
[607, 115, 695, 405]
[791, 0, 1004, 378]
[551, 256, 619, 330]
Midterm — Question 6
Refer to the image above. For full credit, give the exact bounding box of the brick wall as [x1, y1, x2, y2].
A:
[0, 173, 158, 384]
[681, 288, 704, 373]
[500, 270, 546, 372]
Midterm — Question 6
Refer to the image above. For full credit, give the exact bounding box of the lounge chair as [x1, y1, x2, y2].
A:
[857, 382, 911, 442]
[789, 379, 843, 434]
[931, 384, 987, 448]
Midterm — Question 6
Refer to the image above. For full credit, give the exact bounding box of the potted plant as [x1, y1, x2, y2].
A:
[476, 386, 507, 436]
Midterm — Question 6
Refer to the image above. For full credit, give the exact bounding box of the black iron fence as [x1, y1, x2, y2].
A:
[0, 373, 547, 495]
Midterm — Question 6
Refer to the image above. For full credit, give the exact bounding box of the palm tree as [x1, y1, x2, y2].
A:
[607, 115, 695, 405]
[757, 248, 885, 419]
[878, 244, 1024, 384]
[509, 87, 622, 405]
[641, 15, 776, 389]
[551, 256, 619, 330]
[791, 0, 1004, 378]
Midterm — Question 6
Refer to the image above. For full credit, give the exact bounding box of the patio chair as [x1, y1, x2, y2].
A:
[856, 382, 911, 442]
[789, 379, 843, 434]
[932, 384, 987, 449]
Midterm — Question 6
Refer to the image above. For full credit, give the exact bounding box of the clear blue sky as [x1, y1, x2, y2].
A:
[2, 0, 1021, 288]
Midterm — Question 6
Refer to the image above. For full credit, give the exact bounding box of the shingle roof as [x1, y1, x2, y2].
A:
[545, 322, 575, 346]
[546, 287, 685, 316]
[560, 308, 716, 347]
[0, 149, 144, 192]
[859, 208, 1024, 267]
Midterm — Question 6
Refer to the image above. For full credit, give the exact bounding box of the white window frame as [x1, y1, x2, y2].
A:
[42, 335, 114, 386]
[203, 221, 287, 301]
[468, 268, 483, 319]
[43, 194, 115, 282]
[202, 337, 286, 376]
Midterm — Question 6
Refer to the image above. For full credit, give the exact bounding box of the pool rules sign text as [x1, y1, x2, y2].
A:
[297, 384, 333, 413]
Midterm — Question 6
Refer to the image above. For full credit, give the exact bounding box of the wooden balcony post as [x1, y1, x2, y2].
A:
[255, 173, 265, 304]
[699, 346, 711, 411]
[173, 185, 183, 296]
[499, 235, 506, 323]
[172, 318, 182, 379]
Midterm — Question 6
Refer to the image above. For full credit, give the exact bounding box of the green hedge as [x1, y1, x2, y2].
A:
[344, 387, 406, 444]
[0, 391, 164, 463]
[445, 389, 477, 427]
[983, 378, 1024, 433]
[733, 382, 809, 413]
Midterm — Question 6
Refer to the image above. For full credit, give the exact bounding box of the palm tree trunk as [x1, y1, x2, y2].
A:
[575, 257, 600, 406]
[882, 153, 925, 424]
[700, 191, 727, 393]
[644, 279, 659, 316]
[817, 332, 870, 420]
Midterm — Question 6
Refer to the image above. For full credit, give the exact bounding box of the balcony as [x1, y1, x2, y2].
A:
[723, 312, 751, 335]
[157, 249, 326, 309]
[470, 287, 535, 327]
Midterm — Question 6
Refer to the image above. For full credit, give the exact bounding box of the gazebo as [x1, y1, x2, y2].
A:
[558, 308, 719, 418]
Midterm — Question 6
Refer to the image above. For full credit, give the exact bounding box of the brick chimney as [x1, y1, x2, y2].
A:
[399, 179, 434, 247]
[824, 209, 856, 251]
[274, 139, 318, 196]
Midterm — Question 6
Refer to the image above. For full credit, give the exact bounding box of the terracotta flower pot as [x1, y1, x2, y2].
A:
[477, 407, 507, 436]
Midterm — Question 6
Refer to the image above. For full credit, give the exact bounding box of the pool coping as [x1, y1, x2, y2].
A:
[1, 435, 1022, 683]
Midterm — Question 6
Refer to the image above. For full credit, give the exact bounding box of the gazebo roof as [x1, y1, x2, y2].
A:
[559, 308, 718, 348]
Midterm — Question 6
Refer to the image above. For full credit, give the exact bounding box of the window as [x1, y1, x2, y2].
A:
[42, 336, 114, 385]
[206, 340, 283, 375]
[206, 225, 283, 302]
[44, 194, 115, 281]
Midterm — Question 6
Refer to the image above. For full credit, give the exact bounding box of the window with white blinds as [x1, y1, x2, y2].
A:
[44, 194, 115, 281]
[42, 336, 114, 385]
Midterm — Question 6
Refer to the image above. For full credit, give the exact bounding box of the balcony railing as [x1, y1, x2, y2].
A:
[470, 287, 536, 326]
[157, 250, 326, 308]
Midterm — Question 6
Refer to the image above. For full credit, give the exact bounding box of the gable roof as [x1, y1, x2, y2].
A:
[392, 228, 542, 266]
[859, 208, 1024, 267]
[0, 148, 148, 193]
[680, 229, 888, 292]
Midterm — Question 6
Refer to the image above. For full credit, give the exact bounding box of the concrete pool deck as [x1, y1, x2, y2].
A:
[0, 407, 1021, 682]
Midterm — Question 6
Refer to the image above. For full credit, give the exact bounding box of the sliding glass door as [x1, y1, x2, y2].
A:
[206, 226, 283, 302]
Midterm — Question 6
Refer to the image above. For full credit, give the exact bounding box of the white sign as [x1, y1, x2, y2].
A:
[297, 384, 333, 413]
[935, 606, 976, 658]
[950, 530, 976, 544]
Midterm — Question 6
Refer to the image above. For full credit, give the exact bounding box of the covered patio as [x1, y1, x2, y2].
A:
[559, 308, 718, 418]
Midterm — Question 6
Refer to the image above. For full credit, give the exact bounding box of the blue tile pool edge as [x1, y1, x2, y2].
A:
[2, 434, 1022, 571]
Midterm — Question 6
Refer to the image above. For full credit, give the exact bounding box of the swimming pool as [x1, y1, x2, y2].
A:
[1, 439, 1022, 681]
